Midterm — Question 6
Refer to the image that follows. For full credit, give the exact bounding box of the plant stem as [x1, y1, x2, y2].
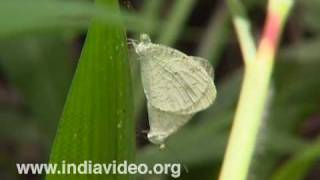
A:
[219, 0, 294, 180]
[226, 0, 256, 64]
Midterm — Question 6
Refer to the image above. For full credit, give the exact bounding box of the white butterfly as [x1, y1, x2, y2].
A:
[131, 34, 217, 147]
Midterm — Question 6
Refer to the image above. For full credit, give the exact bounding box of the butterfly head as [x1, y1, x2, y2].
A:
[140, 33, 151, 44]
[132, 33, 152, 56]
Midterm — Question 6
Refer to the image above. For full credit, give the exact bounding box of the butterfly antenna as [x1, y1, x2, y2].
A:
[163, 144, 189, 174]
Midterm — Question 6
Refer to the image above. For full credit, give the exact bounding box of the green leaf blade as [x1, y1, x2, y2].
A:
[46, 0, 135, 179]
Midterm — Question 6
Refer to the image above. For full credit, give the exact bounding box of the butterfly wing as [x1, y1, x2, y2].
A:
[190, 56, 214, 77]
[141, 51, 212, 113]
[177, 56, 217, 114]
[147, 103, 192, 144]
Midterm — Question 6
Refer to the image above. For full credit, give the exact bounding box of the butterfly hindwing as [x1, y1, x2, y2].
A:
[147, 103, 192, 144]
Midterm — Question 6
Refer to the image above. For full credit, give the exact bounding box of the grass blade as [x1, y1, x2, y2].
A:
[46, 0, 134, 179]
[157, 0, 197, 45]
[272, 139, 320, 180]
[0, 0, 154, 38]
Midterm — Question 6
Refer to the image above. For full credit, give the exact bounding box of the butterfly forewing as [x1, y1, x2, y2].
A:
[140, 45, 211, 113]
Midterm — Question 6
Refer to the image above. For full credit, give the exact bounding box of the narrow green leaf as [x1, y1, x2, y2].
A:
[196, 7, 231, 67]
[271, 139, 320, 180]
[157, 0, 197, 45]
[138, 0, 165, 36]
[46, 0, 134, 179]
[0, 0, 155, 38]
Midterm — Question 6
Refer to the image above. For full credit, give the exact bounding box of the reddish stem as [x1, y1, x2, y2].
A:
[258, 10, 282, 58]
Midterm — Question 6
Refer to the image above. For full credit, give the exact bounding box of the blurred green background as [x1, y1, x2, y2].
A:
[1, 0, 320, 179]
